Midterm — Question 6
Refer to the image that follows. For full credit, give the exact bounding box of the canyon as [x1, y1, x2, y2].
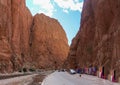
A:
[0, 0, 69, 72]
[0, 0, 120, 81]
[65, 0, 120, 80]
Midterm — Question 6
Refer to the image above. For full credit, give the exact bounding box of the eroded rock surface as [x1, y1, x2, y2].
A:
[0, 0, 69, 72]
[65, 0, 120, 79]
[31, 14, 69, 69]
[0, 0, 33, 72]
[11, 0, 33, 70]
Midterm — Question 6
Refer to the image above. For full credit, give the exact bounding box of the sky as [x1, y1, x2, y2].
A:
[26, 0, 84, 45]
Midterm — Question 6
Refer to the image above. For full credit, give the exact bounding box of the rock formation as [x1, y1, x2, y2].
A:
[65, 0, 120, 80]
[30, 14, 69, 69]
[11, 0, 33, 71]
[0, 0, 69, 72]
[0, 0, 33, 72]
[0, 0, 13, 72]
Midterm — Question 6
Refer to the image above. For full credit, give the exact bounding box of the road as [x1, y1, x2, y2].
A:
[42, 71, 119, 85]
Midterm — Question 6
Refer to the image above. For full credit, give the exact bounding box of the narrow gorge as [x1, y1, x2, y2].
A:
[65, 0, 120, 80]
[0, 0, 120, 81]
[0, 0, 69, 72]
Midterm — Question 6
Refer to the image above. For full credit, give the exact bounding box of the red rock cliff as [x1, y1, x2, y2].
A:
[0, 0, 33, 72]
[31, 14, 69, 69]
[11, 0, 33, 70]
[65, 0, 120, 79]
[0, 0, 69, 72]
[0, 0, 12, 72]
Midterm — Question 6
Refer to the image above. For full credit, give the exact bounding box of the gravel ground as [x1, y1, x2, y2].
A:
[0, 74, 35, 85]
[28, 75, 45, 85]
[28, 71, 54, 85]
[0, 70, 54, 85]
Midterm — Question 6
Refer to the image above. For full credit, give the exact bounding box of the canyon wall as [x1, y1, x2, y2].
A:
[0, 0, 33, 72]
[31, 14, 69, 69]
[0, 0, 13, 72]
[11, 0, 33, 71]
[0, 0, 69, 72]
[65, 0, 120, 79]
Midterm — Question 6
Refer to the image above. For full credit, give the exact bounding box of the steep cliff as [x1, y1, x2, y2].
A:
[65, 0, 120, 79]
[0, 0, 12, 72]
[31, 14, 69, 69]
[11, 0, 33, 70]
[0, 0, 69, 72]
[0, 0, 33, 72]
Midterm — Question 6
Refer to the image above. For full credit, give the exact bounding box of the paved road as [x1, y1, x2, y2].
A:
[42, 71, 119, 85]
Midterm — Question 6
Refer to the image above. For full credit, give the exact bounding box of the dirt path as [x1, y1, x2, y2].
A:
[0, 73, 32, 80]
[0, 70, 54, 85]
[28, 75, 45, 85]
[28, 71, 54, 85]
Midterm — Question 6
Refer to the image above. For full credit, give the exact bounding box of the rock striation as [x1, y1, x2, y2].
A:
[11, 0, 33, 71]
[0, 0, 12, 72]
[0, 0, 69, 72]
[0, 0, 33, 72]
[30, 14, 69, 69]
[65, 0, 120, 80]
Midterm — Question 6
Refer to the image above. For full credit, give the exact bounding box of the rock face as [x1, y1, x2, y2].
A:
[11, 0, 33, 70]
[65, 0, 120, 79]
[31, 14, 69, 69]
[0, 0, 69, 72]
[0, 0, 33, 72]
[0, 0, 13, 72]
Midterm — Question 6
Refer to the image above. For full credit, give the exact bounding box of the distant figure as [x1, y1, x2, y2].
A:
[92, 67, 97, 75]
[99, 67, 102, 78]
[76, 68, 80, 73]
[80, 74, 81, 77]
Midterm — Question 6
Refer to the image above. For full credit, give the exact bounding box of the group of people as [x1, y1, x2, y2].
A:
[75, 67, 117, 82]
[76, 66, 97, 76]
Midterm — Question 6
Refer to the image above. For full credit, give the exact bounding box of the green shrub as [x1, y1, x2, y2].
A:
[19, 70, 22, 72]
[29, 68, 35, 72]
[23, 68, 27, 72]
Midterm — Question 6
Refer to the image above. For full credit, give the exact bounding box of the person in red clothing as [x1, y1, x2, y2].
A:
[99, 67, 102, 78]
